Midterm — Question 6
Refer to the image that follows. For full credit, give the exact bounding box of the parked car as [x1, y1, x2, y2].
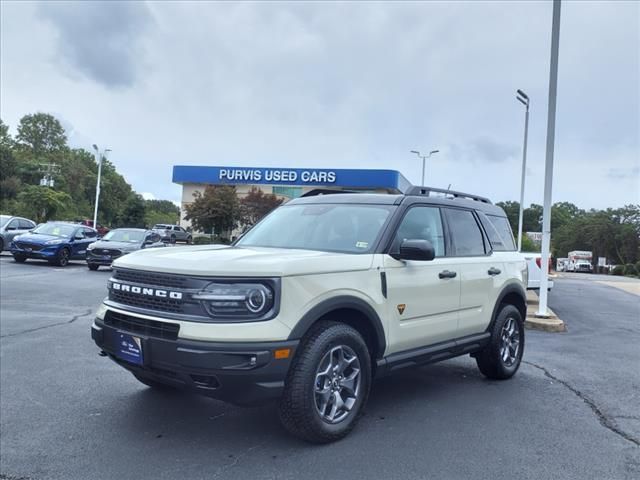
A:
[0, 215, 36, 252]
[10, 222, 98, 266]
[93, 187, 527, 443]
[86, 229, 165, 270]
[151, 224, 192, 244]
[523, 253, 554, 290]
[77, 219, 110, 237]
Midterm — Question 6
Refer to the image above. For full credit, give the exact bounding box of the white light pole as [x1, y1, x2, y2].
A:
[92, 144, 111, 230]
[410, 149, 439, 185]
[537, 0, 561, 317]
[516, 89, 530, 252]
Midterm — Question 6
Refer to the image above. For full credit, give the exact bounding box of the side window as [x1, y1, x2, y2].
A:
[74, 229, 86, 239]
[174, 226, 181, 231]
[394, 206, 445, 257]
[445, 209, 486, 256]
[84, 228, 97, 238]
[7, 219, 20, 230]
[19, 219, 35, 229]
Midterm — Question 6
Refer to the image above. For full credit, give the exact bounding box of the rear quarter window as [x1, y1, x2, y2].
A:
[480, 213, 516, 251]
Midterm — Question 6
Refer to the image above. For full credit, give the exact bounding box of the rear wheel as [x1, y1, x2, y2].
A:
[13, 253, 27, 263]
[278, 321, 371, 443]
[87, 263, 99, 271]
[476, 304, 524, 380]
[170, 235, 176, 244]
[186, 236, 192, 245]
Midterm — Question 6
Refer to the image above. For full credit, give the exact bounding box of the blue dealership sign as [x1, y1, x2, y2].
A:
[173, 165, 410, 192]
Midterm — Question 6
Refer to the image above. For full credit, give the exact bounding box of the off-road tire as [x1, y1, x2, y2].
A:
[88, 263, 99, 271]
[278, 321, 371, 444]
[476, 304, 524, 380]
[13, 253, 27, 263]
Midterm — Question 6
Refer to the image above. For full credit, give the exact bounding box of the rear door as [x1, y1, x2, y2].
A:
[382, 205, 461, 354]
[443, 208, 503, 337]
[4, 218, 28, 244]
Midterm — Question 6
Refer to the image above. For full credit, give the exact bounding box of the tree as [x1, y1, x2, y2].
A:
[240, 187, 283, 227]
[16, 113, 67, 155]
[523, 204, 543, 232]
[116, 194, 147, 228]
[144, 199, 180, 227]
[184, 186, 241, 235]
[16, 185, 71, 222]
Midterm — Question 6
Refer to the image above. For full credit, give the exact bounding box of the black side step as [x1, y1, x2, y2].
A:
[375, 332, 490, 377]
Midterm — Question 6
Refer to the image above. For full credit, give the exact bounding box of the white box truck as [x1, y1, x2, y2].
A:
[567, 250, 593, 273]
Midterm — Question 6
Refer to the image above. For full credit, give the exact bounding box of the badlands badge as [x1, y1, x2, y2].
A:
[397, 304, 406, 315]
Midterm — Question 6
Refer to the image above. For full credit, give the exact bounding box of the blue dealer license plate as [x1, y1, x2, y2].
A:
[115, 332, 143, 366]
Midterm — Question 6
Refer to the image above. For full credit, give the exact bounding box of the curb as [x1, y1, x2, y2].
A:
[524, 290, 567, 333]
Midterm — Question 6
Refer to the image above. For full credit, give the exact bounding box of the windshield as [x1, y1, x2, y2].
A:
[32, 223, 76, 238]
[237, 204, 394, 253]
[0, 215, 9, 228]
[153, 224, 170, 230]
[102, 229, 146, 243]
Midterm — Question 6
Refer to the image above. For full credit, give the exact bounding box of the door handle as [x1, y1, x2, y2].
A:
[439, 270, 457, 279]
[488, 267, 501, 276]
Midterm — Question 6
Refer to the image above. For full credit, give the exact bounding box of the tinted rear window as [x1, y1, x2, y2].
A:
[481, 214, 516, 251]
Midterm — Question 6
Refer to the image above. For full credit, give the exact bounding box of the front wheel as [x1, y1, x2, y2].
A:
[13, 253, 27, 263]
[170, 235, 176, 244]
[278, 321, 371, 443]
[53, 248, 70, 267]
[475, 304, 525, 380]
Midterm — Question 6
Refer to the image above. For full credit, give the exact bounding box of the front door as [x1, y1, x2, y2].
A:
[382, 206, 461, 355]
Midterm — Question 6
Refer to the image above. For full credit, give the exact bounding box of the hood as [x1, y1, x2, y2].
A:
[113, 245, 374, 277]
[91, 240, 140, 251]
[13, 232, 65, 245]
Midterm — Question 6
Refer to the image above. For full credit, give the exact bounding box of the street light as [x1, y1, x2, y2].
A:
[92, 144, 111, 230]
[516, 89, 530, 252]
[410, 149, 439, 185]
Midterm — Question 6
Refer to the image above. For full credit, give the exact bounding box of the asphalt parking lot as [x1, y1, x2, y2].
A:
[1, 254, 639, 480]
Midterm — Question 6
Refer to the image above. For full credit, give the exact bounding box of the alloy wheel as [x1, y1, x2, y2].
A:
[314, 345, 361, 424]
[59, 249, 70, 266]
[500, 317, 520, 367]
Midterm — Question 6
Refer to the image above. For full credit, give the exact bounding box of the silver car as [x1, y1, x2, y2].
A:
[0, 215, 37, 251]
[151, 224, 192, 244]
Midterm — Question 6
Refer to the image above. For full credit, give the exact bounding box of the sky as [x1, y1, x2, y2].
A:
[1, 0, 638, 209]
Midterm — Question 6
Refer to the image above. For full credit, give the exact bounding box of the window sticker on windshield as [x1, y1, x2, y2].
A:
[52, 227, 61, 236]
[355, 241, 369, 249]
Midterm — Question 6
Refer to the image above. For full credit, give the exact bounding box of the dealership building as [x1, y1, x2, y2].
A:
[172, 165, 411, 229]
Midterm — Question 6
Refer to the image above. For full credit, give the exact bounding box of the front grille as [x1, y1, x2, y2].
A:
[113, 269, 188, 289]
[94, 248, 122, 256]
[16, 242, 43, 251]
[110, 289, 183, 314]
[104, 310, 179, 340]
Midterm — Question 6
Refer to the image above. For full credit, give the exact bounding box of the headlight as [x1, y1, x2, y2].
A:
[193, 282, 277, 320]
[45, 239, 66, 245]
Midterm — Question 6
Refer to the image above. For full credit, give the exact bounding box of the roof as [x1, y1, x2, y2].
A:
[288, 191, 507, 216]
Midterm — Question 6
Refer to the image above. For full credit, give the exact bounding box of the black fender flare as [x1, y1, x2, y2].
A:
[488, 282, 527, 331]
[287, 296, 387, 359]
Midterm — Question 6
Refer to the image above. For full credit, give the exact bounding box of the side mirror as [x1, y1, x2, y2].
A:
[392, 239, 436, 261]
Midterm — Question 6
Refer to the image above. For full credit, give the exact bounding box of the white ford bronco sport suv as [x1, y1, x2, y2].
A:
[92, 187, 527, 443]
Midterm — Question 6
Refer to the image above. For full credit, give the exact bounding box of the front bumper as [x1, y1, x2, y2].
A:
[87, 251, 122, 265]
[91, 317, 298, 406]
[10, 244, 58, 259]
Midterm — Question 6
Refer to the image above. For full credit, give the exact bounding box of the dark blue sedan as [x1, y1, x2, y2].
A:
[10, 222, 98, 267]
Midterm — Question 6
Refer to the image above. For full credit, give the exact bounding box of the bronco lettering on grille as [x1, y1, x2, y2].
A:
[110, 281, 183, 300]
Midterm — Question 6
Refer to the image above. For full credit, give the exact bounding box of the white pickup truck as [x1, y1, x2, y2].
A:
[523, 253, 554, 291]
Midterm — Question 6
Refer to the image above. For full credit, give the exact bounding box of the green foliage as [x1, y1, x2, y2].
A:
[611, 265, 625, 276]
[636, 261, 640, 274]
[185, 186, 241, 235]
[17, 185, 71, 223]
[519, 234, 540, 253]
[1, 114, 178, 228]
[192, 235, 230, 245]
[240, 187, 283, 227]
[624, 263, 638, 276]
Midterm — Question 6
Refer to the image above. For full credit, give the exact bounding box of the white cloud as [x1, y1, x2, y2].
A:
[1, 1, 638, 209]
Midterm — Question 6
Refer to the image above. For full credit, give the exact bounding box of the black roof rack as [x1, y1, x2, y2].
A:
[405, 186, 492, 204]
